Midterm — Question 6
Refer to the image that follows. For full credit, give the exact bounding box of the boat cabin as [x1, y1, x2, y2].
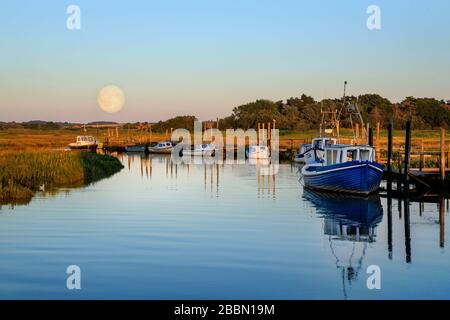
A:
[311, 137, 337, 150]
[250, 145, 267, 152]
[324, 145, 376, 165]
[76, 136, 96, 143]
[156, 142, 172, 148]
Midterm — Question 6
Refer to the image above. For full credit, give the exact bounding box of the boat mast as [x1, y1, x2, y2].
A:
[319, 95, 340, 139]
[338, 81, 367, 145]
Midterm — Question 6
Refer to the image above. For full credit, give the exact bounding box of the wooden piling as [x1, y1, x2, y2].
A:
[368, 128, 374, 147]
[365, 123, 370, 141]
[387, 121, 393, 188]
[262, 123, 265, 144]
[116, 127, 119, 138]
[404, 121, 412, 192]
[376, 121, 380, 141]
[441, 128, 446, 182]
[257, 123, 261, 145]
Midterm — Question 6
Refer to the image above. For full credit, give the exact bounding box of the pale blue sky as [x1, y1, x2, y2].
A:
[1, 0, 449, 122]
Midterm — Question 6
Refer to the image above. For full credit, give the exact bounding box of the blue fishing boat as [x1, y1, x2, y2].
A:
[301, 144, 383, 195]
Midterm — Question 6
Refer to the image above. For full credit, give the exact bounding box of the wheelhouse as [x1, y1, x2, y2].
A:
[76, 136, 96, 143]
[324, 145, 376, 166]
[311, 137, 337, 150]
[157, 142, 172, 148]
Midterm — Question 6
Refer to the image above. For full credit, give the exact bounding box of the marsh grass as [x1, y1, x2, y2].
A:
[0, 150, 123, 206]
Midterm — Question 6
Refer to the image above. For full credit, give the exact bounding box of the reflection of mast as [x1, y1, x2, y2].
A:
[216, 163, 219, 196]
[210, 165, 213, 193]
[150, 156, 153, 178]
[204, 166, 207, 191]
[304, 190, 382, 299]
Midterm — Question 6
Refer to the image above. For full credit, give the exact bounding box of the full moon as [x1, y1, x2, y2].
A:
[97, 85, 125, 113]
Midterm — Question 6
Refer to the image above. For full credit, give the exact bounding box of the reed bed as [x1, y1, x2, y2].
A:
[0, 150, 123, 205]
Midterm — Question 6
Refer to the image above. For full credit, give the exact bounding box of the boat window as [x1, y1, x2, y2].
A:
[346, 149, 358, 162]
[360, 149, 371, 161]
[326, 149, 339, 165]
[313, 140, 320, 148]
[260, 146, 266, 151]
[325, 140, 334, 147]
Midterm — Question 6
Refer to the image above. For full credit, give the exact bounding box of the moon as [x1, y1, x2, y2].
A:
[97, 85, 125, 113]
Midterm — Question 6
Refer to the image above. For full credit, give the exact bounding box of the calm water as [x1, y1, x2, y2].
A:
[0, 153, 449, 300]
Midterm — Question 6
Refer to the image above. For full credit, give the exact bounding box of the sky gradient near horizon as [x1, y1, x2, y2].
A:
[1, 0, 449, 122]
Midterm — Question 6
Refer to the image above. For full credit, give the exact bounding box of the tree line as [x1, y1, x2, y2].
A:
[2, 95, 449, 132]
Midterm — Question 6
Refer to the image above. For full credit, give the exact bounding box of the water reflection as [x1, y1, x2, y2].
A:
[303, 190, 383, 298]
[1, 152, 450, 299]
[122, 153, 278, 199]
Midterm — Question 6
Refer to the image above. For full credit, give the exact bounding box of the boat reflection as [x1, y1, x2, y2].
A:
[303, 190, 383, 298]
[303, 190, 383, 241]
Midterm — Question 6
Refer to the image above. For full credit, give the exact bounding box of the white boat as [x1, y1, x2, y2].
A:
[68, 136, 98, 150]
[183, 144, 215, 157]
[294, 137, 337, 164]
[246, 145, 270, 159]
[148, 141, 173, 154]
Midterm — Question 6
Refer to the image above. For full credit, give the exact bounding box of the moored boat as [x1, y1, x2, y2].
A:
[182, 143, 215, 157]
[301, 144, 383, 195]
[125, 145, 147, 153]
[68, 136, 98, 150]
[246, 145, 270, 159]
[148, 141, 173, 154]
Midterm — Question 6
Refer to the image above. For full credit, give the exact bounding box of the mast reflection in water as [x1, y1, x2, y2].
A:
[303, 190, 383, 298]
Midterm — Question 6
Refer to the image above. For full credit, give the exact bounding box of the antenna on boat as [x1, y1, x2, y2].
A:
[343, 81, 347, 100]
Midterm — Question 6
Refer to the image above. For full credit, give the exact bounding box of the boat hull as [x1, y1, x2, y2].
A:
[183, 150, 214, 157]
[148, 147, 173, 154]
[302, 161, 383, 195]
[68, 144, 98, 150]
[293, 154, 305, 163]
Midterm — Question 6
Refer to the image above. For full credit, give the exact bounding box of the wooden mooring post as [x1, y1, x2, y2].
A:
[441, 128, 446, 182]
[387, 121, 393, 190]
[376, 121, 380, 141]
[257, 123, 261, 145]
[404, 121, 412, 192]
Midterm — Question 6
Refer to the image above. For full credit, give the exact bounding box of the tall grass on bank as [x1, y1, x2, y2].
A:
[0, 150, 123, 205]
